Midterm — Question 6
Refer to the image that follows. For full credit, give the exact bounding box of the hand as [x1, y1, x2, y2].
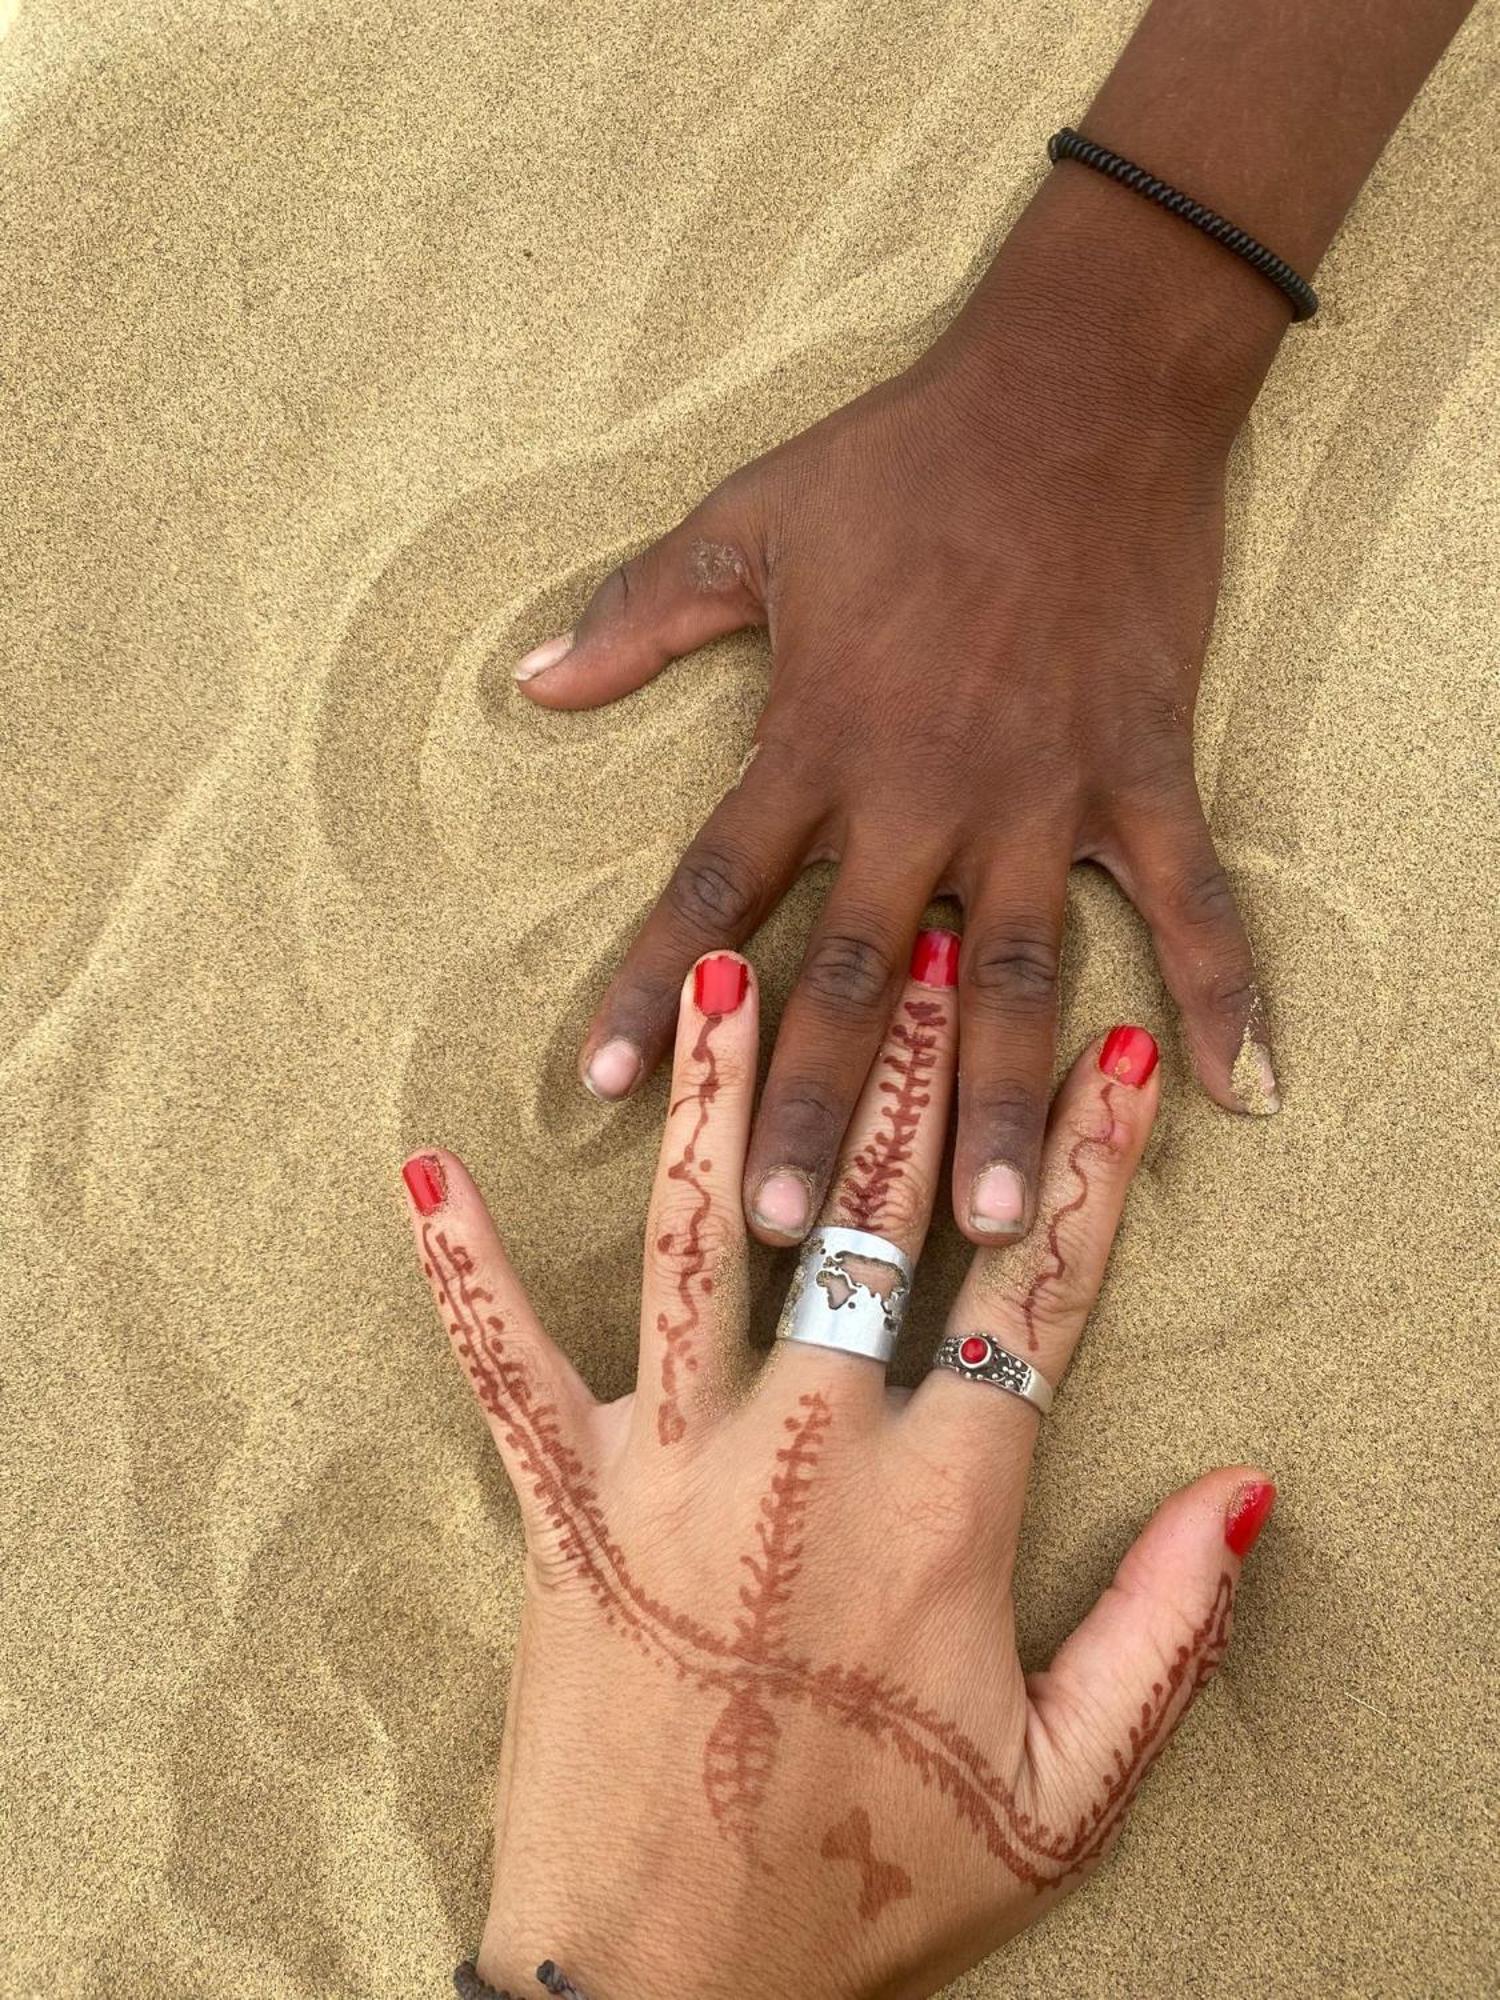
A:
[515, 173, 1282, 1252]
[401, 943, 1275, 1999]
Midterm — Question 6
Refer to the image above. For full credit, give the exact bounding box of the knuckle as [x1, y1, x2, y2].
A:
[966, 1081, 1046, 1151]
[1168, 856, 1239, 935]
[590, 559, 633, 620]
[682, 534, 752, 597]
[644, 1197, 740, 1290]
[665, 843, 759, 935]
[1194, 960, 1260, 1023]
[990, 1270, 1087, 1340]
[965, 929, 1060, 1016]
[764, 1076, 846, 1163]
[902, 1478, 986, 1567]
[829, 1160, 928, 1239]
[979, 1232, 1095, 1339]
[1117, 704, 1195, 795]
[1062, 1094, 1135, 1167]
[801, 930, 895, 1014]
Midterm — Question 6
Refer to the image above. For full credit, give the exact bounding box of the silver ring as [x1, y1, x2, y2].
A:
[932, 1334, 1054, 1415]
[776, 1226, 913, 1366]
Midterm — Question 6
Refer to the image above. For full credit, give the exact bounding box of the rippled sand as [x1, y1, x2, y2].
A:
[2, 3, 1496, 1994]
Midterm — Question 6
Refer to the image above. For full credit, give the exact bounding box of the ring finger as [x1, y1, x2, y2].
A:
[906, 1023, 1162, 1475]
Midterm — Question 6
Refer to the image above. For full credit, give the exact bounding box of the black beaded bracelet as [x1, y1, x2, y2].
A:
[1046, 127, 1319, 322]
[455, 1960, 590, 2000]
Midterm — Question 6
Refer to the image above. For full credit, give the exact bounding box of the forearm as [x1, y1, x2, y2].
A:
[1082, 0, 1475, 273]
[936, 0, 1475, 436]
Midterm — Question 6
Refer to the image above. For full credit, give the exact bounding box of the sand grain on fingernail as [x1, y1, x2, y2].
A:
[1231, 1027, 1281, 1116]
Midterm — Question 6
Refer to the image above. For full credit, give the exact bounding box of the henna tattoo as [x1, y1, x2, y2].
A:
[735, 1396, 830, 1659]
[426, 1223, 731, 1673]
[793, 1571, 1235, 1887]
[821, 1806, 913, 1922]
[423, 1225, 1234, 1889]
[654, 1012, 724, 1446]
[702, 1396, 832, 1859]
[1017, 1081, 1117, 1352]
[835, 999, 943, 1228]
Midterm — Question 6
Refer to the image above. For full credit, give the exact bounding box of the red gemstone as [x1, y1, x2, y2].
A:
[959, 1336, 989, 1366]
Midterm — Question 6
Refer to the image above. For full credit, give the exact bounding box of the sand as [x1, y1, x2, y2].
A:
[2, 2, 1497, 1995]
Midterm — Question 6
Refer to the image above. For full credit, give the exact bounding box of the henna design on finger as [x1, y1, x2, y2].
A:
[835, 1000, 944, 1230]
[654, 1012, 724, 1446]
[821, 1806, 913, 1922]
[1017, 1082, 1117, 1352]
[423, 1225, 1234, 1888]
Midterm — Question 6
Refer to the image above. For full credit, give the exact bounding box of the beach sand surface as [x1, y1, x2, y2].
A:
[2, 2, 1497, 1994]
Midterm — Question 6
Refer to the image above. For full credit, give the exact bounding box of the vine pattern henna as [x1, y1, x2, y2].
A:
[653, 1012, 723, 1446]
[835, 999, 944, 1229]
[821, 1806, 913, 1922]
[422, 1224, 1235, 1891]
[1018, 1080, 1117, 1352]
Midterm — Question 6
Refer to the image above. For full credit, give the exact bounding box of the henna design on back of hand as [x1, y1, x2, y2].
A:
[703, 1394, 831, 1859]
[423, 1224, 1235, 1890]
[821, 1805, 913, 1922]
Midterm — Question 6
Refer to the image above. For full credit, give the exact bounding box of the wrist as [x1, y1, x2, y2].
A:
[929, 159, 1293, 452]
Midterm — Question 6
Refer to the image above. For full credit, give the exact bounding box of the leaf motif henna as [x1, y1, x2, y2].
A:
[702, 1682, 780, 1863]
[734, 1395, 831, 1658]
[835, 999, 943, 1229]
[702, 1394, 832, 1859]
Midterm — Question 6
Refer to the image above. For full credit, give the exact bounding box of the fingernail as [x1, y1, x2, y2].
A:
[402, 1154, 446, 1216]
[969, 1162, 1026, 1236]
[1231, 1032, 1281, 1115]
[752, 1171, 811, 1238]
[514, 631, 574, 683]
[1224, 1479, 1277, 1558]
[1098, 1024, 1160, 1089]
[583, 1037, 643, 1100]
[910, 927, 960, 989]
[694, 953, 749, 1016]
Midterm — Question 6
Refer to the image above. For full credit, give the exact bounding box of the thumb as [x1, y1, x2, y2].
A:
[1024, 1467, 1276, 1875]
[514, 493, 764, 711]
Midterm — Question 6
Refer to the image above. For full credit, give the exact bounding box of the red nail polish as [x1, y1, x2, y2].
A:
[1098, 1025, 1159, 1089]
[1224, 1479, 1277, 1558]
[403, 1154, 446, 1216]
[694, 954, 749, 1016]
[910, 928, 960, 989]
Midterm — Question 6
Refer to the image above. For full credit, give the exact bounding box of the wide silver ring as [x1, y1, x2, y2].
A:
[932, 1334, 1054, 1415]
[776, 1226, 913, 1366]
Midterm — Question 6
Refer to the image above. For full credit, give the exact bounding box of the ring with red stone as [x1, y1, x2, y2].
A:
[932, 1334, 1054, 1415]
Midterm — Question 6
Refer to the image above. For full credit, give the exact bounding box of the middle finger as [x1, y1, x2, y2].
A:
[744, 849, 939, 1245]
[766, 928, 960, 1404]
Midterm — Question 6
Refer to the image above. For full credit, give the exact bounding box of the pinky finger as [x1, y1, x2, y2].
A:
[400, 1150, 596, 1494]
[1110, 793, 1280, 1117]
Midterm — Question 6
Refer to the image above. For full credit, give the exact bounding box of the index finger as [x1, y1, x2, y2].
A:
[579, 755, 817, 1102]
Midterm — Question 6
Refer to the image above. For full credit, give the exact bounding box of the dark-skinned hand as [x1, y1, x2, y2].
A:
[516, 172, 1283, 1248]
